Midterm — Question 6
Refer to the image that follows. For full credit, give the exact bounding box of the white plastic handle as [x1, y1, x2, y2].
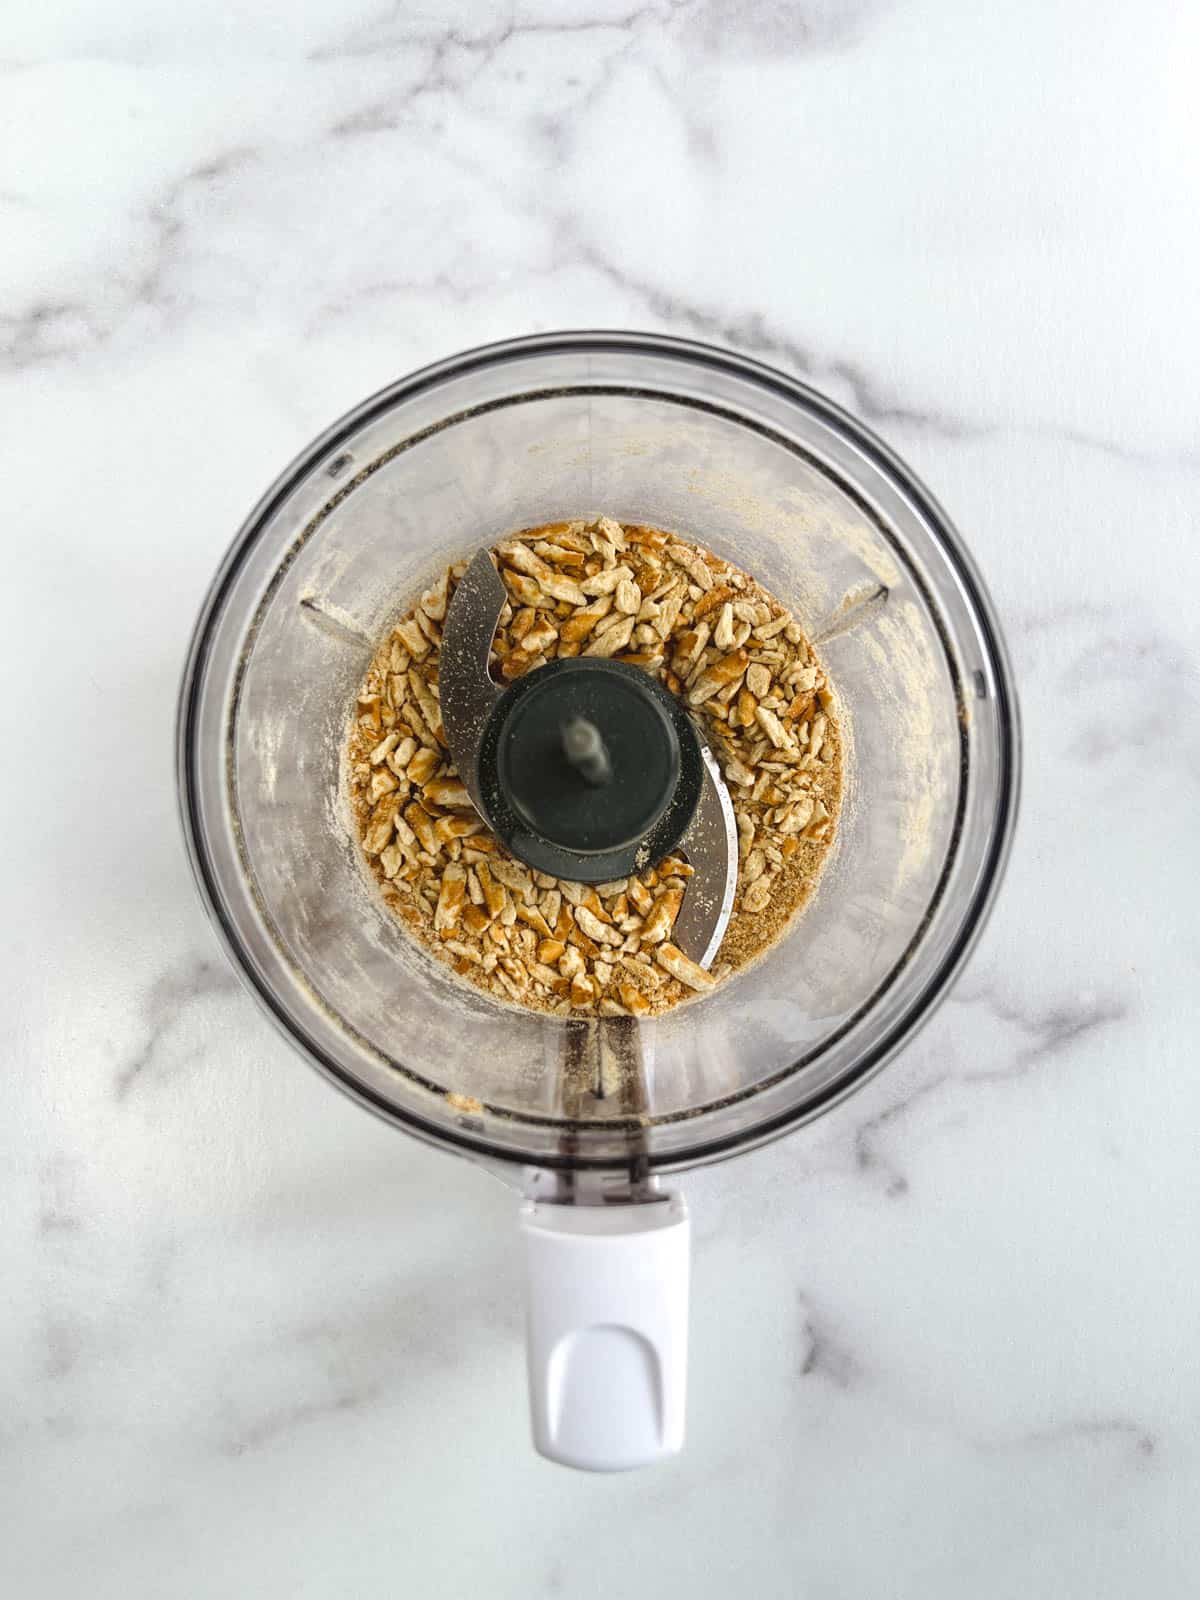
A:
[521, 1195, 689, 1472]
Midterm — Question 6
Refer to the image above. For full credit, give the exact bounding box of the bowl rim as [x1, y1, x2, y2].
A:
[177, 329, 1021, 1176]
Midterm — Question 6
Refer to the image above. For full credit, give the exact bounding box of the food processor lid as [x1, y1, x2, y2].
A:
[439, 548, 737, 965]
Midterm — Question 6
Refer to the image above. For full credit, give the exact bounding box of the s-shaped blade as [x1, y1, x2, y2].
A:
[441, 548, 737, 970]
[438, 549, 505, 822]
[671, 739, 738, 969]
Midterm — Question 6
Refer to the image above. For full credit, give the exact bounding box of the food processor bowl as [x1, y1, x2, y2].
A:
[178, 332, 1019, 1469]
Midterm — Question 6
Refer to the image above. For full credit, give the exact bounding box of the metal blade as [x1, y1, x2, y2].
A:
[671, 740, 738, 969]
[438, 548, 505, 821]
[441, 549, 737, 972]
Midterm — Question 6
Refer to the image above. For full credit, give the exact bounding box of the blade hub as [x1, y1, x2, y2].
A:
[479, 657, 703, 883]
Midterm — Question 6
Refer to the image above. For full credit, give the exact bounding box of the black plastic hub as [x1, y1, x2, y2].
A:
[477, 658, 704, 883]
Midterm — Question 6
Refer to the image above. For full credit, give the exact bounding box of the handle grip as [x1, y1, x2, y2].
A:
[521, 1195, 689, 1472]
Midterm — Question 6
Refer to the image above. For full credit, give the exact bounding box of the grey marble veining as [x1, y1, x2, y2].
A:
[2, 0, 1199, 1595]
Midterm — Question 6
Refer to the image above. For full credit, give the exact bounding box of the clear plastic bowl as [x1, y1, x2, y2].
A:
[177, 332, 1019, 1177]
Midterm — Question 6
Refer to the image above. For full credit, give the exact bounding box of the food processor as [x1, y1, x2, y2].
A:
[177, 331, 1019, 1471]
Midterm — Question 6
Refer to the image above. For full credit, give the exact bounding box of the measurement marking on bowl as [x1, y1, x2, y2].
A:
[298, 596, 372, 647]
[973, 670, 988, 699]
[326, 452, 354, 478]
[813, 584, 890, 646]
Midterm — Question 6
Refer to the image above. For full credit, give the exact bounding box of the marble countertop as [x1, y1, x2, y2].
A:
[4, 2, 1199, 1594]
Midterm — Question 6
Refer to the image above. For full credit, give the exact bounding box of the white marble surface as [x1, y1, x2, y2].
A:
[4, 0, 1199, 1593]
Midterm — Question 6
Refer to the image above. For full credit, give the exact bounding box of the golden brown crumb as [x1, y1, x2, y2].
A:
[346, 519, 843, 1016]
